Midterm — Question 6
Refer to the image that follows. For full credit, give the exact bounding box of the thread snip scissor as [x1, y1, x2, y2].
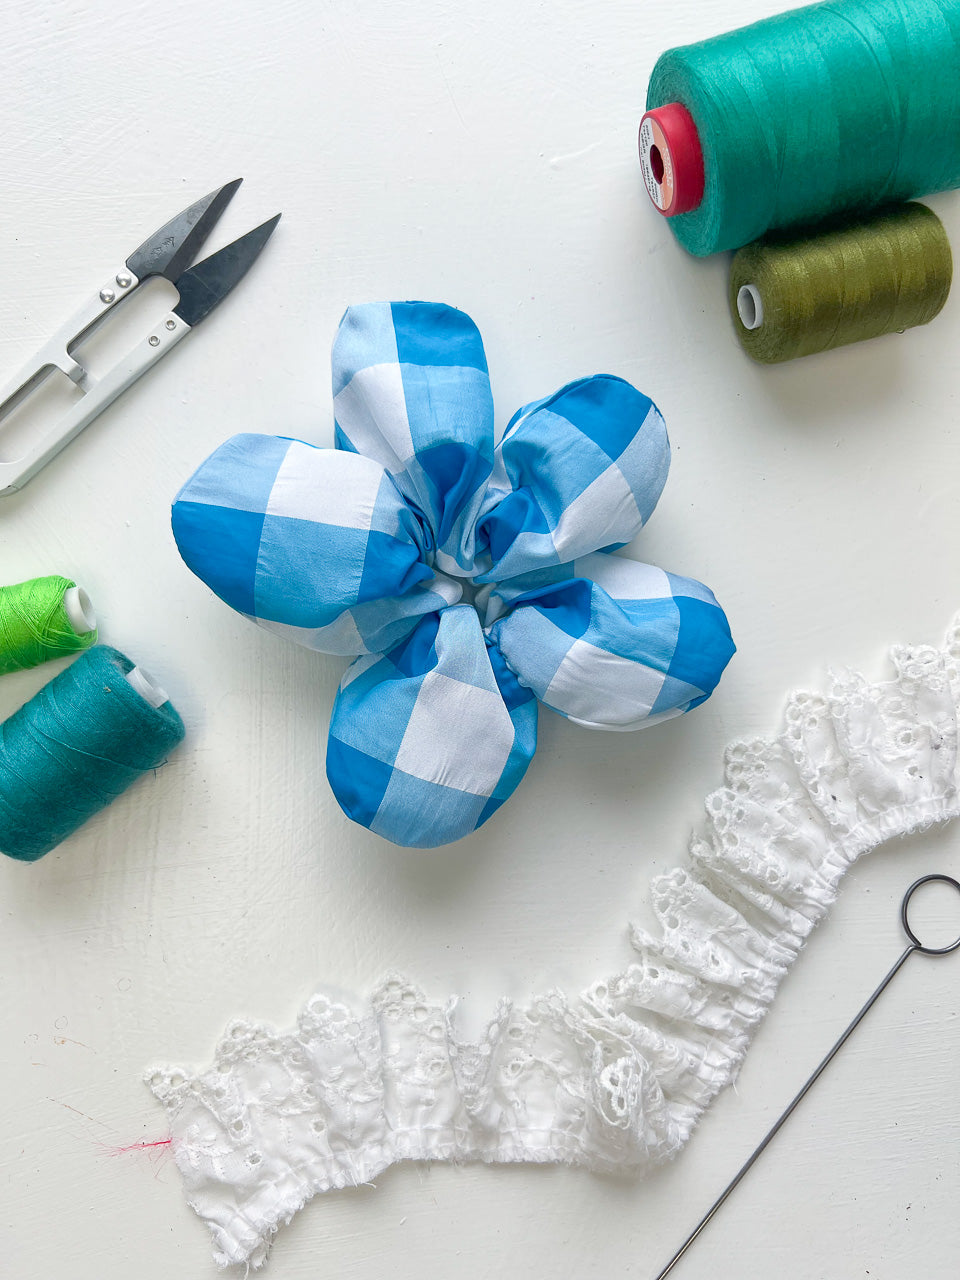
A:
[0, 180, 280, 497]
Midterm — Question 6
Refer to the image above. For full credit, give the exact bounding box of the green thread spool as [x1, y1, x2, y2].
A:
[729, 203, 953, 363]
[0, 645, 185, 862]
[0, 575, 98, 675]
[643, 0, 960, 255]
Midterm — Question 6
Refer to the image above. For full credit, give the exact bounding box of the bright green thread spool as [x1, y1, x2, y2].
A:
[0, 575, 98, 675]
[729, 203, 953, 363]
[645, 0, 960, 256]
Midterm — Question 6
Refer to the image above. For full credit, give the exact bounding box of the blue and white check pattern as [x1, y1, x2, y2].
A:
[328, 606, 537, 847]
[173, 302, 735, 848]
[172, 434, 462, 656]
[485, 554, 732, 731]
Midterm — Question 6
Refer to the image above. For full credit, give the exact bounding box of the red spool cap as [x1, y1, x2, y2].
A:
[638, 102, 705, 217]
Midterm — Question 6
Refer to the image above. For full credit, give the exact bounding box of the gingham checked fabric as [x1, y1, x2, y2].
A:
[172, 302, 735, 847]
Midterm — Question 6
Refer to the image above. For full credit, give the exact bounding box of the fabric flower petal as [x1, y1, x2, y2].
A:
[332, 302, 495, 577]
[486, 552, 734, 731]
[172, 433, 460, 656]
[475, 376, 670, 583]
[327, 605, 538, 847]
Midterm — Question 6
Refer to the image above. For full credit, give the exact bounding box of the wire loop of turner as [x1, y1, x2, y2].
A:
[901, 873, 960, 955]
[654, 873, 960, 1280]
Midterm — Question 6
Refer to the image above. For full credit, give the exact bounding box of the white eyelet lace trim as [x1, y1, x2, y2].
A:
[146, 617, 960, 1269]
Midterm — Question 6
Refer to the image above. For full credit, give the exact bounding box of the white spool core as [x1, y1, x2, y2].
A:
[126, 664, 169, 709]
[63, 585, 96, 635]
[737, 283, 764, 330]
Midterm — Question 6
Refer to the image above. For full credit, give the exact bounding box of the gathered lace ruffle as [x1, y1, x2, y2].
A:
[146, 617, 960, 1269]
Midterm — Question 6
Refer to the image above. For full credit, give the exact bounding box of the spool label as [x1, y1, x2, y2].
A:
[639, 115, 675, 213]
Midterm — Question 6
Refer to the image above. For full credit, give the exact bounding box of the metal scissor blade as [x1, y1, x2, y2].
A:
[124, 179, 243, 283]
[172, 213, 281, 327]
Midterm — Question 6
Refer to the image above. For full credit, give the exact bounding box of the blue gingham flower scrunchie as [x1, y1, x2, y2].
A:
[172, 302, 735, 847]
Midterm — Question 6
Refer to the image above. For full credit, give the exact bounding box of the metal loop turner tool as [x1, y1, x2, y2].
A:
[0, 179, 280, 496]
[654, 873, 960, 1278]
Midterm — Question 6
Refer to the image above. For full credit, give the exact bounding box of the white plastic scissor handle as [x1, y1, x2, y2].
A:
[0, 267, 189, 496]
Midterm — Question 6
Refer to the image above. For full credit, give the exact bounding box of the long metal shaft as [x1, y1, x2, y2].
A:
[653, 943, 917, 1280]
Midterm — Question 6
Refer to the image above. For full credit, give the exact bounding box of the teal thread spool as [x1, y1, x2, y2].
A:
[0, 575, 97, 674]
[0, 645, 185, 862]
[730, 202, 954, 362]
[641, 0, 960, 255]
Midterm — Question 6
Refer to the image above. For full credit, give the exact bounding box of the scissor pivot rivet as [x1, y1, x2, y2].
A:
[116, 273, 132, 289]
[148, 335, 160, 347]
[165, 319, 176, 330]
[99, 288, 116, 303]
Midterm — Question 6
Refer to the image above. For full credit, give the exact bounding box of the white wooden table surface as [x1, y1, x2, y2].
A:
[1, 1, 958, 1277]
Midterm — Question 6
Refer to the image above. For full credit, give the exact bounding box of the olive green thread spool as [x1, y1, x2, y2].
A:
[0, 575, 98, 675]
[729, 203, 953, 364]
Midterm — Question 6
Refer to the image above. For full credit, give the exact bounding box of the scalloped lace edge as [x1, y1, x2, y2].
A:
[146, 617, 960, 1269]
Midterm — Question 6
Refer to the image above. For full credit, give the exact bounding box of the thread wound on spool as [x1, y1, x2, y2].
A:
[0, 645, 185, 862]
[0, 575, 98, 675]
[729, 203, 953, 363]
[646, 0, 960, 255]
[638, 102, 705, 216]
